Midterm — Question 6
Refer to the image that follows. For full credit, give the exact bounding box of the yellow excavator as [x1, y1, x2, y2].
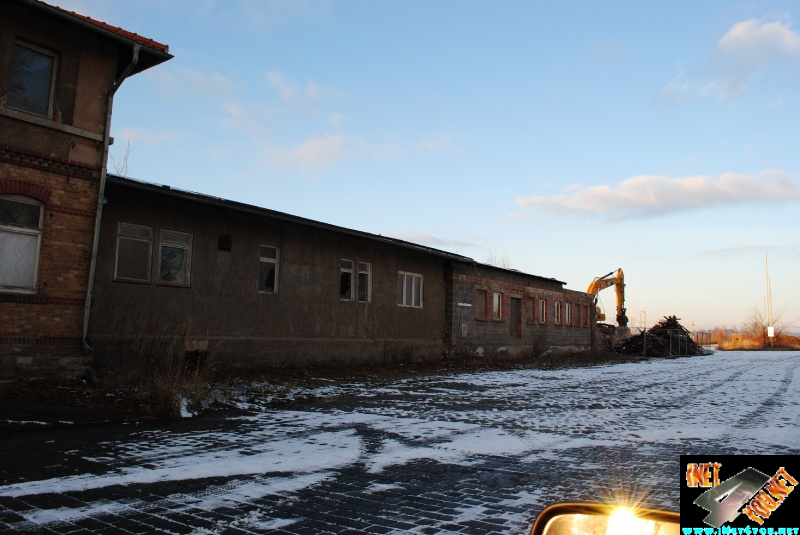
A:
[586, 268, 629, 335]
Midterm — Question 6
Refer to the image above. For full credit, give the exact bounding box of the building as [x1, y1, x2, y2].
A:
[0, 0, 171, 379]
[2, 1, 594, 378]
[87, 175, 595, 371]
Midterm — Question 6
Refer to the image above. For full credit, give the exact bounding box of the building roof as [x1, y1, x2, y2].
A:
[106, 174, 566, 286]
[23, 0, 172, 75]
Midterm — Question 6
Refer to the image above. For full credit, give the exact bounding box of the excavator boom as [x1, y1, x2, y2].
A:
[586, 268, 628, 330]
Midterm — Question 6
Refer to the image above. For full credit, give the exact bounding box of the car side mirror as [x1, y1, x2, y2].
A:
[530, 503, 680, 535]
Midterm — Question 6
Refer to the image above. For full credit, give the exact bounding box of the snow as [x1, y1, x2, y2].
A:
[2, 350, 799, 532]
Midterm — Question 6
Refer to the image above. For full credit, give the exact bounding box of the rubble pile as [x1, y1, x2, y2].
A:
[617, 315, 708, 357]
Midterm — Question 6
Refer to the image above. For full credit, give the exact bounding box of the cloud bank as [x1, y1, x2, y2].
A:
[516, 170, 800, 222]
[663, 19, 800, 102]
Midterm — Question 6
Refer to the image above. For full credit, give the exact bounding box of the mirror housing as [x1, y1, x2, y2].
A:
[530, 503, 680, 535]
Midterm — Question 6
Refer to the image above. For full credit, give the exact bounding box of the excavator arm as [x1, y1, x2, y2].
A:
[586, 268, 628, 329]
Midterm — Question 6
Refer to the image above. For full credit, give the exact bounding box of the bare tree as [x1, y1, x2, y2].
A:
[109, 137, 132, 176]
[485, 248, 511, 269]
[740, 305, 789, 345]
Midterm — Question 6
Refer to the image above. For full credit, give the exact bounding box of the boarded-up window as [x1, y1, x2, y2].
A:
[475, 289, 487, 320]
[259, 245, 278, 293]
[158, 230, 191, 287]
[526, 297, 535, 323]
[115, 223, 152, 283]
[0, 196, 43, 291]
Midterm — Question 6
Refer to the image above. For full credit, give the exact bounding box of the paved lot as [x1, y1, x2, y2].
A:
[1, 351, 799, 534]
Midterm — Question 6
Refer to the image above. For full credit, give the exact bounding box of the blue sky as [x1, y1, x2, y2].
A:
[55, 0, 800, 331]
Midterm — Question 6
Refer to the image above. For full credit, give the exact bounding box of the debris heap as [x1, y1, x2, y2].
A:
[616, 315, 708, 357]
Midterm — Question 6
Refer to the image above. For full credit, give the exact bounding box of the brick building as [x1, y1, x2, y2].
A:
[446, 262, 595, 357]
[88, 176, 595, 371]
[0, 0, 171, 378]
[2, 1, 595, 378]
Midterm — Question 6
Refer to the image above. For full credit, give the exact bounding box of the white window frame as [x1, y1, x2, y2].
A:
[564, 303, 571, 326]
[397, 271, 423, 308]
[8, 41, 57, 118]
[492, 292, 503, 320]
[539, 298, 547, 324]
[258, 244, 279, 294]
[114, 223, 153, 283]
[157, 229, 192, 287]
[554, 301, 562, 325]
[0, 195, 43, 293]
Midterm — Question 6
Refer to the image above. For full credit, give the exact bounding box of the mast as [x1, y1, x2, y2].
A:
[766, 252, 774, 345]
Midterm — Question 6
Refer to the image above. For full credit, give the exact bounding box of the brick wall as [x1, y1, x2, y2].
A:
[446, 262, 595, 356]
[0, 158, 100, 376]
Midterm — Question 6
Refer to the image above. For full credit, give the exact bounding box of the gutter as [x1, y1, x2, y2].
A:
[81, 44, 140, 353]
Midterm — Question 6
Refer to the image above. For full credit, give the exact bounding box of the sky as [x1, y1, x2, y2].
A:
[51, 0, 800, 330]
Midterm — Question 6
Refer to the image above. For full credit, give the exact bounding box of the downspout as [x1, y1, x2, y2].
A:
[81, 44, 140, 354]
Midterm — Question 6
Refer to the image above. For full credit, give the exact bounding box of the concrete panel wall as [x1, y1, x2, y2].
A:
[89, 182, 449, 369]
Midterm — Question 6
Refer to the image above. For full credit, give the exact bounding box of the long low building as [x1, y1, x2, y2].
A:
[1, 0, 595, 378]
[87, 175, 596, 370]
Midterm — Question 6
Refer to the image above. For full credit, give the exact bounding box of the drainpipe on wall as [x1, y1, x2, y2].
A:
[81, 44, 140, 355]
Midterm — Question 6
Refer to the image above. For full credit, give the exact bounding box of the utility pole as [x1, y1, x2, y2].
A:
[766, 252, 774, 347]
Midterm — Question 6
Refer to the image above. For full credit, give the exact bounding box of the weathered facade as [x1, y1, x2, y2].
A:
[88, 176, 595, 371]
[90, 176, 465, 369]
[2, 0, 595, 378]
[0, 0, 171, 378]
[446, 262, 595, 357]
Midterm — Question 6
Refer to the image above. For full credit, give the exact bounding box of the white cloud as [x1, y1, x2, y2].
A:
[265, 134, 347, 172]
[386, 232, 477, 251]
[151, 66, 236, 100]
[516, 170, 800, 222]
[418, 133, 455, 154]
[265, 71, 344, 114]
[221, 101, 270, 135]
[115, 127, 183, 145]
[662, 19, 800, 102]
[328, 113, 346, 129]
[263, 134, 400, 174]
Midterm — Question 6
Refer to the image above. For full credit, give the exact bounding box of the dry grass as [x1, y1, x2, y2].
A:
[91, 318, 227, 420]
[718, 334, 800, 351]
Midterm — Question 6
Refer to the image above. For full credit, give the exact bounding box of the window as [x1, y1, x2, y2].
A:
[564, 303, 571, 325]
[357, 261, 371, 302]
[397, 271, 423, 308]
[492, 292, 503, 320]
[158, 230, 192, 286]
[8, 42, 57, 117]
[539, 299, 547, 324]
[340, 259, 353, 300]
[0, 196, 43, 291]
[115, 223, 152, 283]
[341, 259, 370, 302]
[259, 245, 279, 293]
[475, 289, 487, 320]
[526, 297, 536, 323]
[555, 301, 562, 324]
